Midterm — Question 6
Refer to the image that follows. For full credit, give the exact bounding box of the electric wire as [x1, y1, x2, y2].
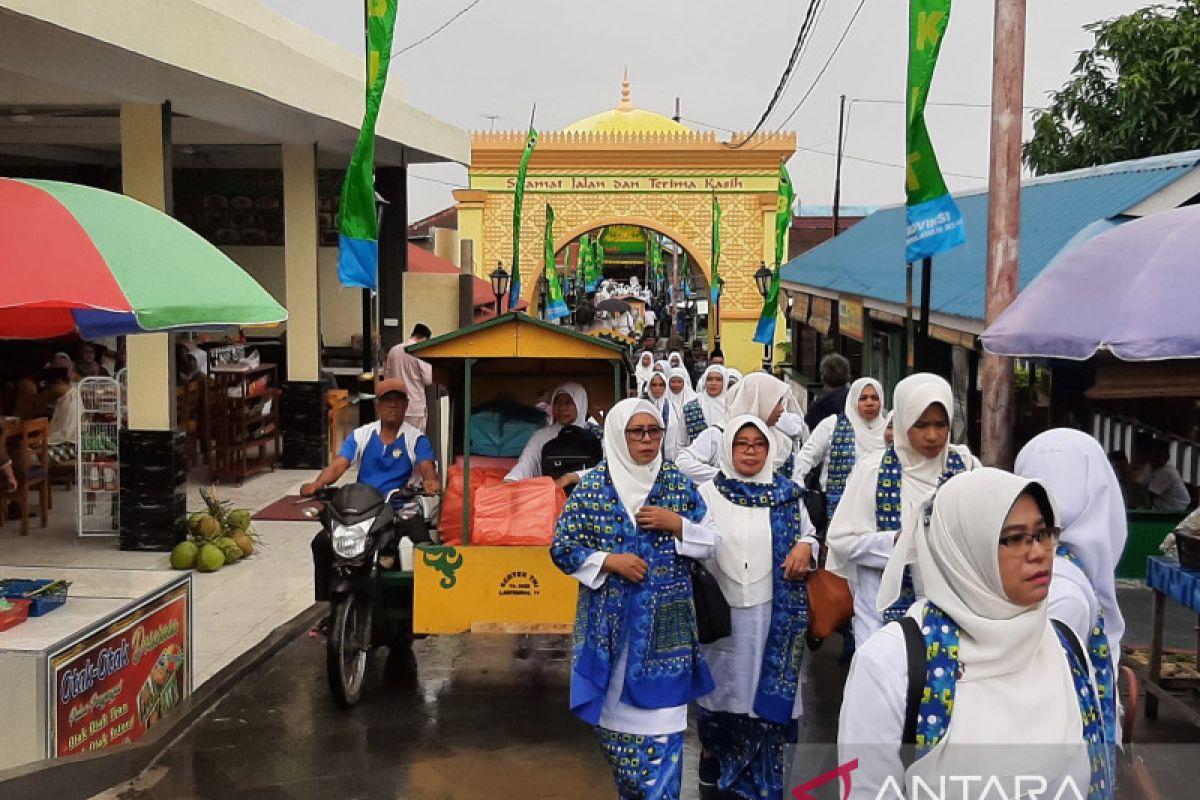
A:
[773, 0, 868, 131]
[393, 0, 483, 57]
[729, 0, 827, 148]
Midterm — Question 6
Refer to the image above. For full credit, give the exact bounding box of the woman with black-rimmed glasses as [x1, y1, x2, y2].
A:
[551, 397, 718, 800]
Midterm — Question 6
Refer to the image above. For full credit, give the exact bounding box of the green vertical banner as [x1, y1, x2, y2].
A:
[710, 193, 723, 306]
[509, 125, 538, 310]
[594, 235, 606, 288]
[753, 162, 795, 346]
[906, 0, 965, 262]
[543, 205, 569, 320]
[580, 233, 597, 293]
[337, 0, 399, 289]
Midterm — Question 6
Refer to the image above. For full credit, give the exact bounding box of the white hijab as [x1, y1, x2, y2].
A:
[667, 351, 685, 370]
[717, 415, 775, 485]
[892, 373, 957, 493]
[725, 372, 792, 468]
[844, 377, 887, 454]
[726, 368, 743, 389]
[1015, 428, 1127, 654]
[695, 364, 729, 428]
[880, 469, 1087, 786]
[550, 382, 589, 429]
[603, 398, 663, 516]
[634, 351, 656, 395]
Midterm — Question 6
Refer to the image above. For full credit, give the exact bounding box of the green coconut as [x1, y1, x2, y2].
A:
[226, 509, 252, 531]
[170, 541, 199, 570]
[197, 543, 225, 573]
[215, 536, 243, 564]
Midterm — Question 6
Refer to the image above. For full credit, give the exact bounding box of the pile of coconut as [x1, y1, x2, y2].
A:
[170, 487, 261, 573]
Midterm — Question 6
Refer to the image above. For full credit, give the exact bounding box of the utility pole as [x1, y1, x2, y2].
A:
[673, 97, 681, 124]
[981, 0, 1027, 468]
[832, 94, 847, 238]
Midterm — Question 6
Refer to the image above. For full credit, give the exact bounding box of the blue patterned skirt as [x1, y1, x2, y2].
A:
[697, 709, 797, 800]
[596, 727, 685, 800]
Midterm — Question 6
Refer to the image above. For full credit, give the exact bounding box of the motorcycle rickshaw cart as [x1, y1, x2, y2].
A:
[403, 312, 629, 636]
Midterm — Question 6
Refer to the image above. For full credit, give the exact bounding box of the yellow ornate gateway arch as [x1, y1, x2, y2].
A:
[453, 75, 796, 370]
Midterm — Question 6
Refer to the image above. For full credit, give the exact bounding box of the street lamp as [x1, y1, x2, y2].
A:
[753, 262, 774, 373]
[489, 261, 510, 315]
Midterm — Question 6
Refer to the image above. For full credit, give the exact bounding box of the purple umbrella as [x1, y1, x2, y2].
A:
[982, 205, 1200, 361]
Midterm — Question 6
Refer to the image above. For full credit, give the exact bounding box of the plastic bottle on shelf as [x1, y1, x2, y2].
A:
[89, 462, 102, 492]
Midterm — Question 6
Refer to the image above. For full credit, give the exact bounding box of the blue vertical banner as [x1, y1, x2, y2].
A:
[905, 0, 966, 262]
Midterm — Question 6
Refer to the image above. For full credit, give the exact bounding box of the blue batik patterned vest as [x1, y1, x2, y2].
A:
[1056, 545, 1118, 753]
[877, 447, 967, 622]
[682, 399, 708, 443]
[910, 602, 1111, 799]
[825, 415, 857, 516]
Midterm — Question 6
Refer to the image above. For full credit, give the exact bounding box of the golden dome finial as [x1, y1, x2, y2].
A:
[619, 67, 633, 111]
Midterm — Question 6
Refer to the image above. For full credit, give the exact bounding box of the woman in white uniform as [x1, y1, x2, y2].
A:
[677, 372, 805, 486]
[661, 367, 694, 462]
[550, 398, 718, 800]
[682, 364, 728, 444]
[633, 351, 656, 397]
[696, 415, 818, 799]
[1016, 427, 1127, 746]
[826, 373, 979, 646]
[792, 377, 887, 517]
[839, 469, 1108, 799]
[504, 382, 590, 482]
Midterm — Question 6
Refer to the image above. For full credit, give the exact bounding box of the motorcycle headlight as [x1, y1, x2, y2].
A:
[332, 520, 372, 558]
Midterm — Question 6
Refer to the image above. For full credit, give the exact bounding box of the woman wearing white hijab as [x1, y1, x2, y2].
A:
[1016, 428, 1127, 746]
[683, 364, 729, 443]
[634, 351, 656, 397]
[551, 398, 718, 799]
[826, 373, 979, 645]
[726, 368, 743, 390]
[840, 469, 1107, 799]
[667, 350, 685, 371]
[792, 377, 887, 516]
[696, 416, 817, 799]
[505, 382, 591, 482]
[660, 367, 694, 461]
[677, 372, 805, 486]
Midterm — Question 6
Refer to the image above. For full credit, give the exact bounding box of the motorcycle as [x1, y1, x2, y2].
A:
[309, 483, 435, 708]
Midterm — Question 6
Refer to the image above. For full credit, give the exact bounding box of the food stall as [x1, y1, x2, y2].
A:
[0, 567, 191, 771]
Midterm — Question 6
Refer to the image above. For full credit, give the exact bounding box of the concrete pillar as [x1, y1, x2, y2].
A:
[279, 143, 330, 470]
[120, 104, 175, 431]
[283, 143, 321, 383]
[453, 190, 487, 279]
[119, 102, 185, 552]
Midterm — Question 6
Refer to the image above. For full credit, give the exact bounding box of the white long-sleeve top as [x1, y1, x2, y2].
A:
[825, 444, 979, 645]
[792, 413, 837, 487]
[1048, 556, 1100, 661]
[839, 603, 1090, 799]
[699, 482, 817, 607]
[568, 511, 719, 735]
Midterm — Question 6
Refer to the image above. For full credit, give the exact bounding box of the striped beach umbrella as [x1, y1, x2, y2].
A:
[0, 178, 286, 339]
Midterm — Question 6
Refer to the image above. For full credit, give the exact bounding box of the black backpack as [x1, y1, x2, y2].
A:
[540, 424, 603, 480]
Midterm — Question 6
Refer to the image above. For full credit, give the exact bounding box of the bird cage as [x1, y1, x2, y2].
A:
[77, 376, 122, 536]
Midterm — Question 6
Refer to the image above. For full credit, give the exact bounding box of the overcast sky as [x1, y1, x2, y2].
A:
[258, 0, 1164, 222]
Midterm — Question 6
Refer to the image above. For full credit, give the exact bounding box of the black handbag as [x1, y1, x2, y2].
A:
[803, 466, 830, 538]
[689, 559, 731, 644]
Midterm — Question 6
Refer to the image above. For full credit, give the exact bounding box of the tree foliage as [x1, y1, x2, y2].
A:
[1024, 1, 1200, 175]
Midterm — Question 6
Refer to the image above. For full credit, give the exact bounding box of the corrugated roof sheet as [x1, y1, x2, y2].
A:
[781, 150, 1200, 322]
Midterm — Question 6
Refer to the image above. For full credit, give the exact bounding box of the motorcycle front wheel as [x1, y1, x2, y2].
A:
[327, 594, 370, 708]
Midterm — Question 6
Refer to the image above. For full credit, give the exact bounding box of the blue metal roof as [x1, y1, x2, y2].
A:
[781, 151, 1200, 322]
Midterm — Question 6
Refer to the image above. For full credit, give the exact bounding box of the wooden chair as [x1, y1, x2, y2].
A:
[0, 418, 50, 535]
[327, 389, 351, 463]
[176, 377, 206, 470]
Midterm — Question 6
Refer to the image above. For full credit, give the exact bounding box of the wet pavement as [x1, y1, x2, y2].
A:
[94, 587, 1200, 800]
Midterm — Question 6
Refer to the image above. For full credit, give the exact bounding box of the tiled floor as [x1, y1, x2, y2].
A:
[0, 468, 320, 687]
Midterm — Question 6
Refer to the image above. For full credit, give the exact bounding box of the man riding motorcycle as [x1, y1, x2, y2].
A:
[302, 378, 441, 602]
